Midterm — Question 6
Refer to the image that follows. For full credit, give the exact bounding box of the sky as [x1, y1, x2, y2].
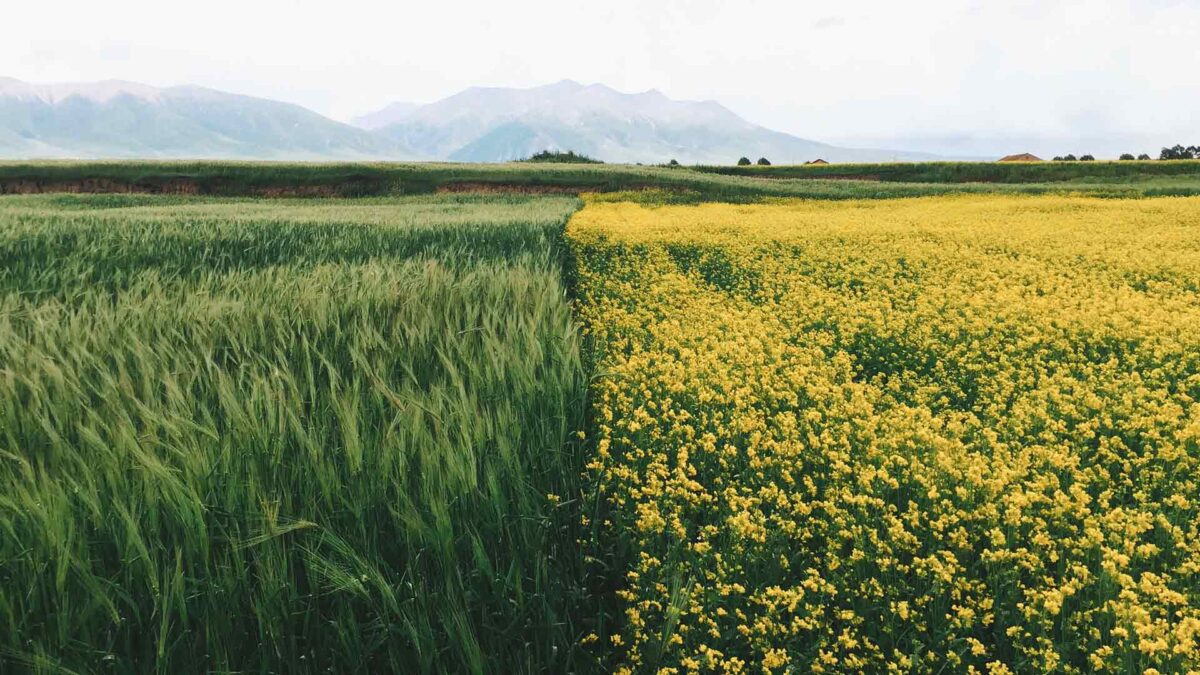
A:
[3, 0, 1198, 157]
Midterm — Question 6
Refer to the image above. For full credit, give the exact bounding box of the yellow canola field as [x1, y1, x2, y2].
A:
[567, 195, 1200, 674]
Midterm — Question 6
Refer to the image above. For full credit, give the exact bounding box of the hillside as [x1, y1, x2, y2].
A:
[348, 101, 423, 131]
[368, 81, 939, 164]
[0, 78, 419, 160]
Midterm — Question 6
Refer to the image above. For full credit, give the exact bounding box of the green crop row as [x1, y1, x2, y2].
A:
[3, 160, 1200, 202]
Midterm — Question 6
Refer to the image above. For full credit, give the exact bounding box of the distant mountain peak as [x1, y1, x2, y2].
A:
[369, 81, 936, 164]
[349, 100, 423, 130]
[0, 76, 420, 160]
[0, 76, 164, 105]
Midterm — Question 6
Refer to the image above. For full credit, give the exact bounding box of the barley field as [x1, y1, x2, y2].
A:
[568, 195, 1200, 674]
[0, 194, 588, 673]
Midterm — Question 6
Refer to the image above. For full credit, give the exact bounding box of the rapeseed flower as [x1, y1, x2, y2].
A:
[569, 195, 1200, 673]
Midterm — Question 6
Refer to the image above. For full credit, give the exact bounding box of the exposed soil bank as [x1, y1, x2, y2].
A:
[0, 178, 378, 197]
[1, 178, 199, 194]
[2, 178, 623, 197]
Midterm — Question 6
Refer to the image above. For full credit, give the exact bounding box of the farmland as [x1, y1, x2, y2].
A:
[691, 159, 1200, 185]
[0, 194, 588, 672]
[568, 195, 1200, 674]
[2, 165, 1200, 674]
[3, 159, 1200, 201]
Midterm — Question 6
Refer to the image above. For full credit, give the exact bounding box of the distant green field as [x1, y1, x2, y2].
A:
[0, 194, 590, 673]
[692, 159, 1200, 184]
[3, 159, 1200, 201]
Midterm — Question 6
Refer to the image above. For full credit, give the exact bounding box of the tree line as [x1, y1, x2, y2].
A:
[1158, 144, 1200, 160]
[1054, 146, 1199, 161]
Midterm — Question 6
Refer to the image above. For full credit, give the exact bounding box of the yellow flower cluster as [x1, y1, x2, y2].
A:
[567, 195, 1200, 674]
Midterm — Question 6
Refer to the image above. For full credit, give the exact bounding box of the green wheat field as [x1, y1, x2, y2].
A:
[0, 193, 589, 673]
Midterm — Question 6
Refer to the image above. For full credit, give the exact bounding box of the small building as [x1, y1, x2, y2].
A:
[805, 159, 829, 165]
[998, 153, 1043, 162]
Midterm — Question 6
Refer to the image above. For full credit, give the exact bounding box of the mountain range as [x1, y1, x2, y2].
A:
[0, 77, 415, 160]
[0, 77, 936, 163]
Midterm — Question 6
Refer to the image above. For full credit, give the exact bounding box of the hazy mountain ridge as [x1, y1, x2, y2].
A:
[369, 80, 938, 163]
[349, 101, 422, 131]
[0, 77, 419, 160]
[0, 76, 936, 163]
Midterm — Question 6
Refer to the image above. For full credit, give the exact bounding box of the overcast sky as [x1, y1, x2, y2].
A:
[4, 0, 1198, 156]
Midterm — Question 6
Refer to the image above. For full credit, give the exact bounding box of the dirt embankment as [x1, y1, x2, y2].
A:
[0, 179, 377, 197]
[0, 178, 202, 195]
[2, 178, 680, 197]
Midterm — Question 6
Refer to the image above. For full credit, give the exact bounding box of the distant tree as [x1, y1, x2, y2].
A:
[1062, 154, 1078, 161]
[1052, 156, 1064, 161]
[1079, 154, 1096, 161]
[518, 149, 603, 164]
[1160, 145, 1196, 160]
[667, 159, 680, 167]
[1119, 153, 1136, 161]
[756, 157, 771, 166]
[1137, 153, 1152, 161]
[737, 157, 752, 166]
